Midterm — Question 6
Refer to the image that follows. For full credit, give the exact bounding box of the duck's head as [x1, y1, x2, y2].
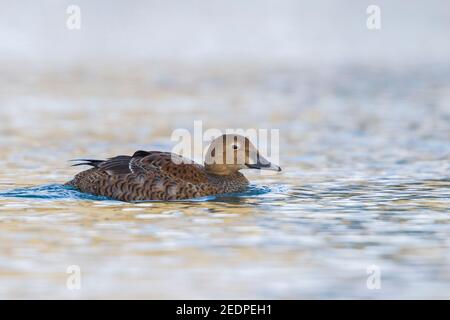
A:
[204, 134, 281, 175]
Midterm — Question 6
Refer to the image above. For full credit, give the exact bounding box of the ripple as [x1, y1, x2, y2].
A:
[0, 183, 277, 203]
[0, 184, 112, 201]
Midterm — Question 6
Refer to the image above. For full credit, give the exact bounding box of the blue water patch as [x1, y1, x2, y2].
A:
[0, 184, 276, 202]
[0, 184, 112, 201]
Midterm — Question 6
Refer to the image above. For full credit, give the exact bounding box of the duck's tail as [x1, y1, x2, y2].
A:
[69, 159, 104, 168]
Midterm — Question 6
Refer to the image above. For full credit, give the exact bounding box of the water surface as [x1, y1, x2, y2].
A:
[0, 64, 449, 299]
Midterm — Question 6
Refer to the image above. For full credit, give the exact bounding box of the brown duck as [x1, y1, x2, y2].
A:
[66, 134, 281, 202]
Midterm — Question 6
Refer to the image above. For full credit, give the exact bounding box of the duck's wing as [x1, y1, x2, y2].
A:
[72, 150, 208, 184]
[71, 155, 135, 175]
[134, 151, 208, 184]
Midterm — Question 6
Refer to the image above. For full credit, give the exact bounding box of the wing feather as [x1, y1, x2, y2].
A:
[135, 152, 208, 184]
[71, 151, 208, 183]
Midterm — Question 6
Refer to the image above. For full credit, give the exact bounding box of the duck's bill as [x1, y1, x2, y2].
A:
[246, 162, 282, 172]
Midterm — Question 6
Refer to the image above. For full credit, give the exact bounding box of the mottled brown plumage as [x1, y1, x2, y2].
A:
[66, 134, 281, 202]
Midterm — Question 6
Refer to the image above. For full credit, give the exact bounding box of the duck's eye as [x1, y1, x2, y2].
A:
[232, 144, 239, 150]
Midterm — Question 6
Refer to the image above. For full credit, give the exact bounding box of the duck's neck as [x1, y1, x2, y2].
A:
[204, 164, 238, 176]
[206, 171, 249, 193]
[206, 171, 244, 179]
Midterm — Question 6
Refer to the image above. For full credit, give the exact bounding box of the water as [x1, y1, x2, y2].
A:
[0, 63, 449, 299]
[0, 184, 275, 202]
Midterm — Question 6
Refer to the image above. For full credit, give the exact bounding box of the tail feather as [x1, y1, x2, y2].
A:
[70, 159, 104, 168]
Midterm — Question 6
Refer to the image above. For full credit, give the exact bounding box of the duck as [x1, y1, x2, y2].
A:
[66, 134, 281, 202]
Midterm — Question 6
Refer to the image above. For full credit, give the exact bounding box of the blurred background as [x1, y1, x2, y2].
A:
[1, 0, 449, 66]
[0, 0, 449, 299]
